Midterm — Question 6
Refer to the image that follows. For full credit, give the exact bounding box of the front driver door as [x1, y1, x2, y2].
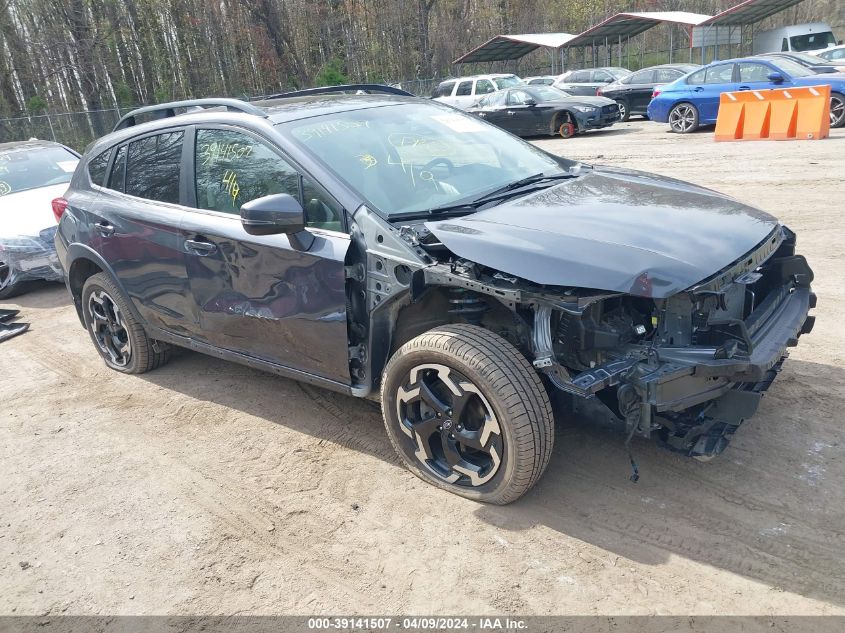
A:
[181, 125, 351, 385]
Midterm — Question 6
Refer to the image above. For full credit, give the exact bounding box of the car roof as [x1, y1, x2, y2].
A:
[83, 93, 440, 155]
[437, 74, 516, 83]
[0, 140, 68, 153]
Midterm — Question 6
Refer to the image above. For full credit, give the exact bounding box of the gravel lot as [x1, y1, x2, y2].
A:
[2, 121, 844, 616]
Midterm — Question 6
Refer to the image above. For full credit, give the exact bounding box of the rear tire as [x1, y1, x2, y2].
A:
[380, 324, 554, 504]
[831, 92, 845, 128]
[668, 102, 699, 133]
[81, 272, 170, 374]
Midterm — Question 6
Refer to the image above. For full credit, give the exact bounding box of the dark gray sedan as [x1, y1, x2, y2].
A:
[468, 85, 620, 138]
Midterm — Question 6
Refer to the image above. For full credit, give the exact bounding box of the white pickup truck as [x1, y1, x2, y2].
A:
[431, 74, 522, 110]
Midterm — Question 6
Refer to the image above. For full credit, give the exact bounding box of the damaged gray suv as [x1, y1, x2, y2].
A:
[56, 86, 815, 504]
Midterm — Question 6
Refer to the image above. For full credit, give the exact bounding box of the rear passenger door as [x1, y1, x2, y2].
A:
[92, 129, 194, 334]
[626, 69, 656, 112]
[180, 125, 351, 384]
[696, 63, 737, 122]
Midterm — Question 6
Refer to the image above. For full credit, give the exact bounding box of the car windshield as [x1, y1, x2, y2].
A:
[790, 31, 836, 52]
[769, 57, 817, 77]
[527, 86, 572, 102]
[493, 75, 521, 89]
[607, 68, 631, 78]
[282, 102, 566, 217]
[0, 145, 78, 197]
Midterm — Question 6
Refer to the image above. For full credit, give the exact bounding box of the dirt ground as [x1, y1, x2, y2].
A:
[2, 121, 844, 616]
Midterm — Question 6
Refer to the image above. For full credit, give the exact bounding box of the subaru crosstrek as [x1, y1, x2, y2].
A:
[55, 86, 815, 504]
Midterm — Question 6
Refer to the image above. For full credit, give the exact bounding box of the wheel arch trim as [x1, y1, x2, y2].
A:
[65, 243, 145, 328]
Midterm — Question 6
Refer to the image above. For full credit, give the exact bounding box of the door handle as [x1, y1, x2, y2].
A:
[95, 222, 114, 237]
[738, 86, 751, 91]
[184, 239, 218, 256]
[693, 87, 704, 92]
[507, 111, 516, 116]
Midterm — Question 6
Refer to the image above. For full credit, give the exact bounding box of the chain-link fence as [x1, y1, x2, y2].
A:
[0, 108, 129, 151]
[0, 81, 446, 151]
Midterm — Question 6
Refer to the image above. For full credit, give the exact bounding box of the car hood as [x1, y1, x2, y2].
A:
[425, 166, 779, 298]
[0, 183, 66, 238]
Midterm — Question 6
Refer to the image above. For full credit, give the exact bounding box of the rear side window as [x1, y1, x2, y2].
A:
[108, 146, 127, 192]
[654, 68, 682, 83]
[455, 81, 473, 96]
[593, 70, 614, 82]
[704, 64, 734, 84]
[87, 149, 111, 186]
[629, 69, 654, 84]
[125, 131, 184, 204]
[686, 69, 706, 85]
[433, 81, 455, 98]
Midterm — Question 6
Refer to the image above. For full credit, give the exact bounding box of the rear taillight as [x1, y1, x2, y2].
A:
[596, 88, 602, 96]
[651, 89, 661, 99]
[52, 197, 68, 223]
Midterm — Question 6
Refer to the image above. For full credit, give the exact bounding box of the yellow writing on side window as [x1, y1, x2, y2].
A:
[222, 170, 240, 206]
[200, 142, 253, 166]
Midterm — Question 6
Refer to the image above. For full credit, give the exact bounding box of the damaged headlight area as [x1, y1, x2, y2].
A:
[0, 226, 63, 295]
[531, 227, 815, 461]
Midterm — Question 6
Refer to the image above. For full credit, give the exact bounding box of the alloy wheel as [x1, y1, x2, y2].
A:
[87, 289, 132, 367]
[669, 104, 696, 132]
[616, 100, 627, 120]
[395, 363, 503, 487]
[831, 95, 845, 127]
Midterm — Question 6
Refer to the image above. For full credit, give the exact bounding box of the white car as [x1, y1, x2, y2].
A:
[0, 140, 79, 299]
[818, 44, 845, 61]
[431, 74, 522, 109]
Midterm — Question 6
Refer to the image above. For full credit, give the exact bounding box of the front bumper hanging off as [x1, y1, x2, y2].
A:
[543, 254, 815, 459]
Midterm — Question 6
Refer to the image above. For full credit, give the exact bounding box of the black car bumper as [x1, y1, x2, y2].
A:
[576, 104, 621, 130]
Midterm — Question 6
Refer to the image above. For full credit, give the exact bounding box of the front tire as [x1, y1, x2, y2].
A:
[81, 273, 170, 374]
[380, 324, 554, 504]
[668, 102, 699, 133]
[831, 92, 845, 128]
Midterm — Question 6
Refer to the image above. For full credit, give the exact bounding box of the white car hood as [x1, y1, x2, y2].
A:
[0, 183, 68, 238]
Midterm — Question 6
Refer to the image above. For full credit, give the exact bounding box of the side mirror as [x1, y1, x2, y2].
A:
[524, 98, 537, 106]
[241, 193, 314, 250]
[767, 72, 785, 83]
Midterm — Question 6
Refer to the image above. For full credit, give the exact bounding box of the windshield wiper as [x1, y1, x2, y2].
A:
[470, 171, 577, 205]
[389, 169, 580, 222]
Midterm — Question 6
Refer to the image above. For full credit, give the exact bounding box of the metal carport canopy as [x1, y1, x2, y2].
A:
[453, 33, 575, 64]
[699, 0, 805, 25]
[561, 12, 712, 48]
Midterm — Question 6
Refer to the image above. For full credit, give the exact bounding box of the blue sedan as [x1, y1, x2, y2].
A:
[647, 56, 845, 132]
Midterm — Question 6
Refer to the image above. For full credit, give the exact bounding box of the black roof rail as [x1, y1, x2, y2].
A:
[113, 98, 268, 132]
[262, 84, 415, 100]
